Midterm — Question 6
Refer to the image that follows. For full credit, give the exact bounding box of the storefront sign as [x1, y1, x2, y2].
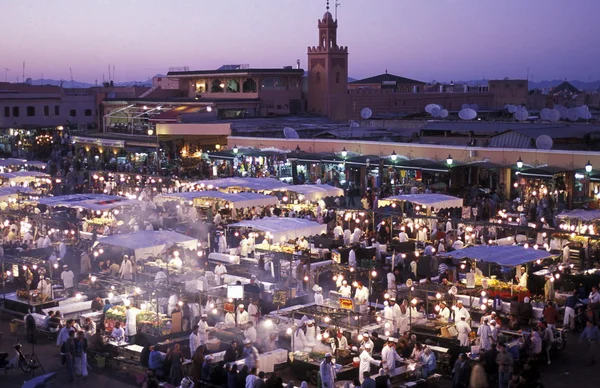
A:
[339, 297, 354, 310]
[466, 272, 475, 289]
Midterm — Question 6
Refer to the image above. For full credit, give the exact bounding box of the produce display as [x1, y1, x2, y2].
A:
[104, 305, 171, 335]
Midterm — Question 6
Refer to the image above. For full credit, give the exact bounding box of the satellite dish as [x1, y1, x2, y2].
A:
[425, 104, 440, 114]
[440, 109, 449, 118]
[431, 106, 441, 117]
[469, 103, 479, 111]
[548, 109, 560, 122]
[577, 106, 592, 120]
[360, 107, 373, 119]
[458, 108, 477, 120]
[406, 279, 413, 287]
[540, 108, 550, 121]
[461, 103, 470, 110]
[508, 105, 517, 113]
[535, 135, 554, 150]
[283, 127, 299, 139]
[567, 109, 580, 122]
[107, 92, 116, 99]
[349, 120, 360, 127]
[514, 109, 528, 122]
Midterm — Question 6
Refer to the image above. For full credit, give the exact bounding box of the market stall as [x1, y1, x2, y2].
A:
[93, 230, 198, 259]
[0, 171, 50, 187]
[229, 218, 327, 244]
[30, 193, 141, 211]
[270, 184, 344, 203]
[378, 193, 464, 215]
[154, 191, 279, 209]
[190, 177, 289, 192]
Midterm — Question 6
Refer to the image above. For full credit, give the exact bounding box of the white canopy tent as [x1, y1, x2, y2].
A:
[0, 186, 31, 202]
[0, 171, 50, 185]
[438, 245, 554, 267]
[229, 217, 327, 243]
[154, 191, 279, 209]
[31, 194, 141, 211]
[190, 177, 289, 192]
[378, 194, 463, 211]
[270, 184, 344, 202]
[93, 230, 198, 258]
[557, 210, 600, 223]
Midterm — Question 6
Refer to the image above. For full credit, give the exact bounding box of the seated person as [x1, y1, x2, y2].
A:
[48, 310, 62, 331]
[111, 321, 125, 341]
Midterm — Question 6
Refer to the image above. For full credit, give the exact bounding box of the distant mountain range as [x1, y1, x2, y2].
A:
[453, 79, 600, 91]
[26, 76, 160, 88]
[23, 75, 600, 92]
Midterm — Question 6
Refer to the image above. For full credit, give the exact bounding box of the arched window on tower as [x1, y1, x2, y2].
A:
[330, 38, 333, 49]
[336, 72, 340, 84]
[316, 72, 321, 84]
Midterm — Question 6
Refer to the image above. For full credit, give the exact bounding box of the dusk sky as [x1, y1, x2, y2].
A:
[2, 0, 599, 83]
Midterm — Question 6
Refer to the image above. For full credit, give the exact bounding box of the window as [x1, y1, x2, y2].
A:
[54, 106, 60, 116]
[211, 79, 224, 93]
[242, 78, 257, 93]
[26, 106, 35, 117]
[3, 107, 9, 117]
[69, 109, 76, 117]
[316, 72, 321, 84]
[336, 72, 340, 84]
[12, 107, 19, 117]
[44, 106, 50, 116]
[84, 109, 92, 117]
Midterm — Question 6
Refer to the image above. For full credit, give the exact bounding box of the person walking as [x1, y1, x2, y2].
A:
[167, 344, 184, 386]
[496, 343, 514, 388]
[64, 330, 77, 382]
[75, 331, 89, 379]
[451, 353, 470, 388]
[579, 320, 600, 365]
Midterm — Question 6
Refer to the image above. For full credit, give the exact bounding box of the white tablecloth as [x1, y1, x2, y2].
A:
[232, 348, 287, 373]
[208, 252, 240, 265]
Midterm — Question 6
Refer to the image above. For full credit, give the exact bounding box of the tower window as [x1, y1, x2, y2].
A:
[336, 72, 340, 84]
[316, 72, 321, 84]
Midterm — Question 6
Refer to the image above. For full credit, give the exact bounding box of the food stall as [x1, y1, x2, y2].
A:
[378, 193, 464, 216]
[190, 177, 289, 192]
[0, 171, 51, 187]
[269, 184, 344, 203]
[93, 230, 199, 260]
[439, 245, 557, 302]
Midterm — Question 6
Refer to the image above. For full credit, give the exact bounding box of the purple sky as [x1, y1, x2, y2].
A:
[2, 0, 599, 83]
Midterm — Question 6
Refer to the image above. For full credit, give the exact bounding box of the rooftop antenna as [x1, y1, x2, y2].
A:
[108, 65, 111, 82]
[70, 68, 74, 88]
[335, 1, 341, 20]
[4, 68, 9, 82]
[113, 65, 115, 83]
[526, 67, 529, 82]
[22, 61, 25, 83]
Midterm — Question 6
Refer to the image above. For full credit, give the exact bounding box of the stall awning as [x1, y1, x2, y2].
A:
[0, 186, 31, 201]
[557, 209, 600, 222]
[32, 194, 141, 211]
[0, 171, 50, 183]
[229, 217, 327, 242]
[438, 245, 554, 266]
[190, 177, 288, 191]
[155, 191, 279, 209]
[94, 230, 198, 259]
[378, 194, 463, 210]
[271, 184, 344, 202]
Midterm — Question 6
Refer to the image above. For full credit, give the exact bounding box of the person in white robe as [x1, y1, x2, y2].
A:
[381, 338, 403, 374]
[214, 262, 227, 285]
[248, 300, 259, 325]
[217, 232, 227, 253]
[305, 320, 318, 347]
[120, 255, 134, 280]
[313, 286, 324, 305]
[343, 229, 352, 245]
[237, 304, 249, 325]
[125, 305, 138, 343]
[189, 325, 202, 355]
[338, 280, 352, 297]
[477, 320, 492, 351]
[239, 235, 249, 257]
[359, 344, 381, 383]
[456, 316, 471, 346]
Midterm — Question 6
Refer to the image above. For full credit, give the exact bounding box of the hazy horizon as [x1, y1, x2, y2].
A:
[2, 0, 599, 83]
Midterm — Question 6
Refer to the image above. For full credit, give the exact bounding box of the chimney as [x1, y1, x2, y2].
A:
[296, 59, 301, 69]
